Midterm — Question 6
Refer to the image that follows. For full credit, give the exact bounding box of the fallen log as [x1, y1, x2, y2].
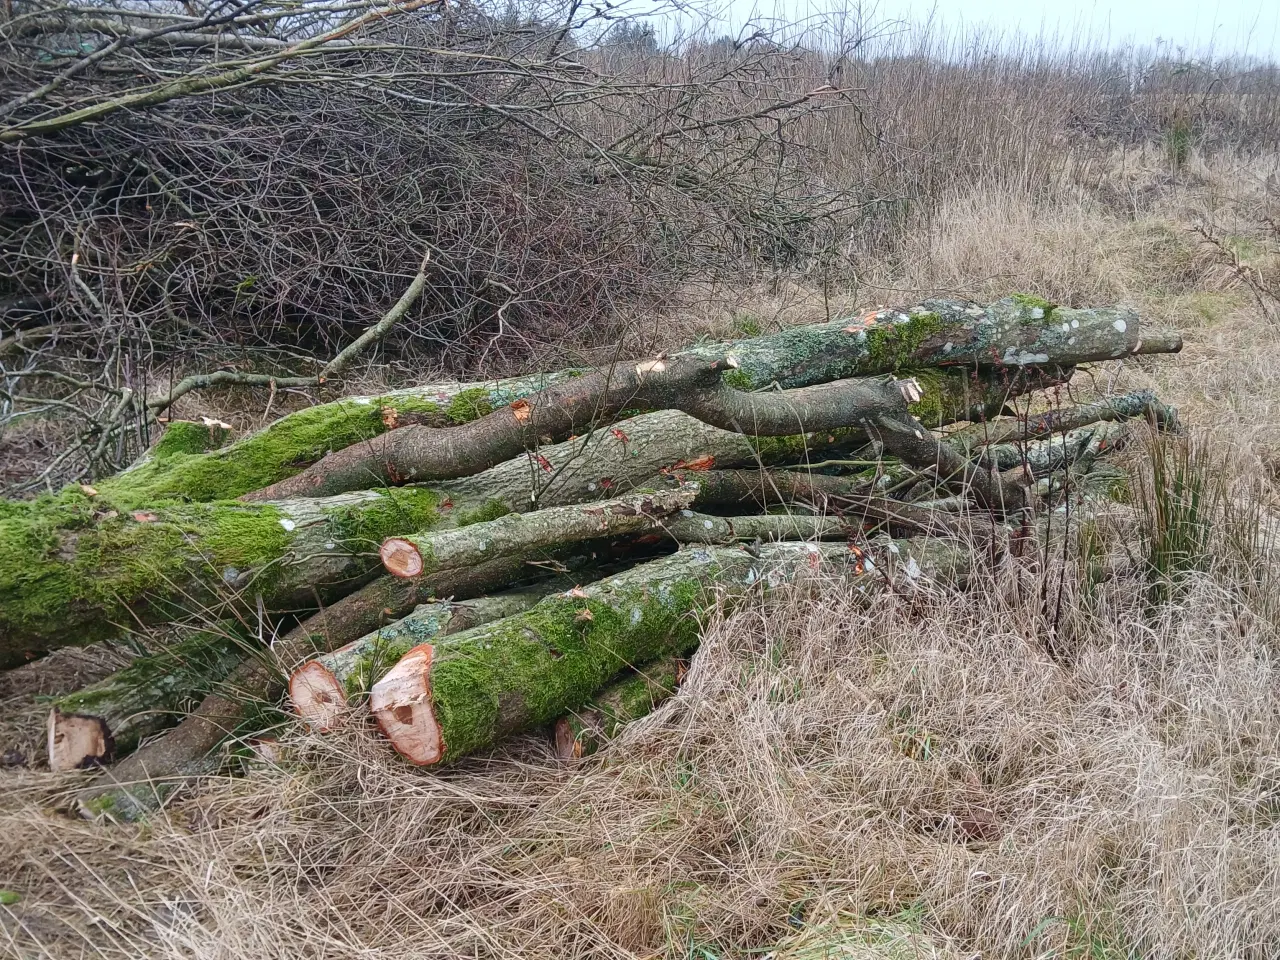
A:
[378, 485, 697, 580]
[0, 487, 441, 666]
[290, 587, 552, 732]
[369, 538, 966, 766]
[244, 367, 913, 501]
[86, 296, 1149, 506]
[48, 623, 248, 771]
[553, 654, 687, 759]
[244, 295, 1181, 503]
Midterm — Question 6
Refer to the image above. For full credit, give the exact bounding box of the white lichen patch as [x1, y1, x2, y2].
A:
[1113, 318, 1128, 333]
[279, 518, 297, 532]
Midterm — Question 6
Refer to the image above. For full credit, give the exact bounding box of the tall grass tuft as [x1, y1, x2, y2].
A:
[1134, 430, 1224, 603]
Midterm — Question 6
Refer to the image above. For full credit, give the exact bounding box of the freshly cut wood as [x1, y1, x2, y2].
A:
[553, 654, 687, 759]
[290, 588, 550, 732]
[0, 487, 442, 667]
[378, 485, 699, 579]
[48, 624, 247, 771]
[370, 538, 966, 766]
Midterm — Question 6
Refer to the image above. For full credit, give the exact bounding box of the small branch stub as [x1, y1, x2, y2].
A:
[381, 538, 423, 578]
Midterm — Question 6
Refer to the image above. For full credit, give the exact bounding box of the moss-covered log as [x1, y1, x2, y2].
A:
[379, 486, 699, 579]
[369, 538, 967, 766]
[98, 371, 585, 507]
[69, 555, 544, 821]
[246, 295, 1172, 503]
[245, 363, 914, 502]
[553, 654, 687, 759]
[291, 588, 551, 732]
[48, 623, 249, 771]
[0, 486, 442, 667]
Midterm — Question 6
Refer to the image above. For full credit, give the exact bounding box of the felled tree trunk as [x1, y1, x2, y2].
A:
[91, 296, 1163, 506]
[370, 538, 966, 766]
[290, 588, 551, 732]
[553, 654, 687, 759]
[0, 487, 441, 666]
[48, 624, 248, 771]
[378, 486, 698, 580]
[100, 370, 587, 506]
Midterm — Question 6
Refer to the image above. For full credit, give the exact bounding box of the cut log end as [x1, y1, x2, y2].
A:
[289, 662, 348, 733]
[553, 717, 587, 760]
[381, 537, 424, 578]
[369, 644, 443, 765]
[48, 708, 112, 772]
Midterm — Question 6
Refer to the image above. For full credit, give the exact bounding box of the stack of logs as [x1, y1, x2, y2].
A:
[0, 296, 1181, 821]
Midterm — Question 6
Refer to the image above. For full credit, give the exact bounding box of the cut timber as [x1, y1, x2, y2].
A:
[27, 296, 1176, 508]
[246, 294, 1171, 503]
[290, 588, 549, 732]
[101, 370, 587, 506]
[370, 538, 966, 766]
[70, 555, 540, 821]
[948, 390, 1177, 453]
[48, 624, 247, 770]
[0, 486, 441, 667]
[379, 485, 699, 580]
[245, 365, 913, 501]
[553, 654, 687, 759]
[662, 511, 849, 544]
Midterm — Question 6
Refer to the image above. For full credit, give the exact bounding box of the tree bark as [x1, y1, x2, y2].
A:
[369, 537, 966, 766]
[47, 624, 248, 771]
[553, 654, 687, 759]
[243, 366, 909, 502]
[0, 487, 441, 667]
[290, 588, 552, 732]
[378, 486, 699, 579]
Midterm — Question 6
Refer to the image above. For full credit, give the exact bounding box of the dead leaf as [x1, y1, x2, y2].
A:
[682, 455, 715, 471]
[132, 511, 159, 523]
[510, 399, 533, 423]
[79, 484, 98, 497]
[380, 407, 400, 429]
[575, 608, 594, 622]
[566, 586, 588, 598]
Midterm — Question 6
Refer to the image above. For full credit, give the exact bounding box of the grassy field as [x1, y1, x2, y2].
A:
[3, 8, 1280, 956]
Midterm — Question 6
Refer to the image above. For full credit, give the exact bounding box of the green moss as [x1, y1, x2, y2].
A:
[151, 420, 228, 459]
[325, 488, 441, 546]
[0, 488, 443, 665]
[1010, 293, 1056, 314]
[0, 890, 20, 906]
[721, 368, 754, 391]
[80, 793, 116, 816]
[446, 388, 494, 424]
[95, 393, 457, 507]
[429, 575, 705, 762]
[861, 311, 947, 372]
[456, 498, 512, 527]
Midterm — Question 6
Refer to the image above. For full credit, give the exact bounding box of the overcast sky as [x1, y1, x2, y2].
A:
[696, 0, 1280, 59]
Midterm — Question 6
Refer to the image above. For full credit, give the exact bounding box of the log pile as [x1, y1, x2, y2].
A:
[0, 295, 1181, 821]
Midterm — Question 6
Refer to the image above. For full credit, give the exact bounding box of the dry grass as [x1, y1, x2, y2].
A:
[6, 147, 1280, 959]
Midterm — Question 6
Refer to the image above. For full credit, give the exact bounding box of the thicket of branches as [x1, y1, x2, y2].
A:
[2, 0, 1279, 491]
